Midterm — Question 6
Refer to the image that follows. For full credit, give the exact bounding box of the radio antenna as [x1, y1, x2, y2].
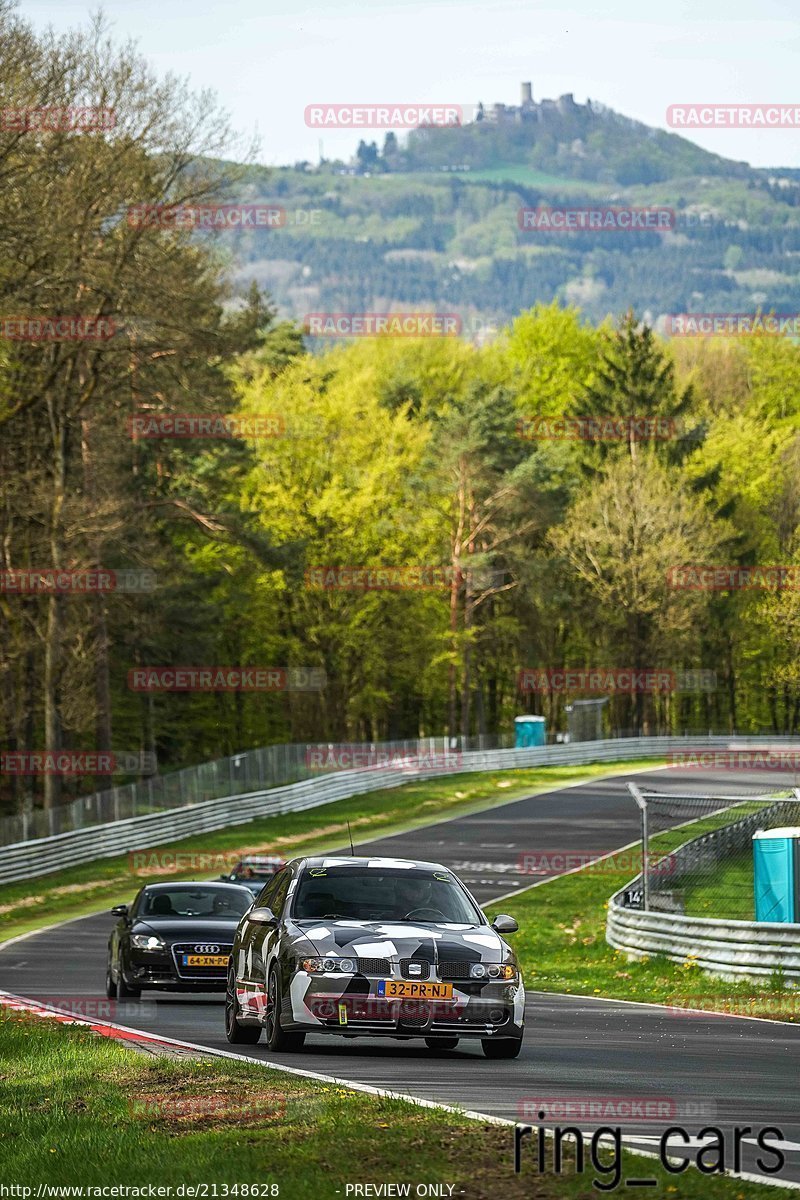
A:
[347, 820, 355, 856]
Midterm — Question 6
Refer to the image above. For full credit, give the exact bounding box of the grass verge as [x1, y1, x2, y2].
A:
[683, 852, 752, 920]
[487, 801, 800, 1021]
[0, 1008, 782, 1199]
[0, 759, 659, 944]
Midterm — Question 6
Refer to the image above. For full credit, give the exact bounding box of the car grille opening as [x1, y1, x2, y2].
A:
[438, 961, 473, 979]
[352, 957, 391, 976]
[398, 999, 430, 1027]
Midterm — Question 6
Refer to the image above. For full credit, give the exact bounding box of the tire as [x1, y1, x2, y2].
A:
[425, 1036, 459, 1050]
[115, 958, 141, 1000]
[225, 967, 262, 1044]
[482, 1036, 523, 1059]
[105, 957, 116, 999]
[265, 965, 306, 1052]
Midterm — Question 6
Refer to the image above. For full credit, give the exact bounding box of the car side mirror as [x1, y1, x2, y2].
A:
[111, 904, 128, 918]
[248, 906, 277, 925]
[491, 913, 518, 934]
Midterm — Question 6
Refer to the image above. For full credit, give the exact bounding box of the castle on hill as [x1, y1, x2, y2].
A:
[476, 83, 597, 125]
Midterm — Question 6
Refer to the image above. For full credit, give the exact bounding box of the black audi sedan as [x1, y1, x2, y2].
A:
[106, 881, 253, 998]
[225, 856, 524, 1057]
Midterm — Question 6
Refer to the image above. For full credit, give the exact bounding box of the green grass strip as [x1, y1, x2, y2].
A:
[0, 1008, 784, 1197]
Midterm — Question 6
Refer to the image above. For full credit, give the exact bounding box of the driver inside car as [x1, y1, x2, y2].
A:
[394, 877, 435, 919]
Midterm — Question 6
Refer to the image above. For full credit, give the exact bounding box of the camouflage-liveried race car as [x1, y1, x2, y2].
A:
[225, 855, 525, 1057]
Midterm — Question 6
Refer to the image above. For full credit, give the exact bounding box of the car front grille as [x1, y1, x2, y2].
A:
[438, 961, 472, 979]
[353, 957, 391, 976]
[171, 943, 232, 980]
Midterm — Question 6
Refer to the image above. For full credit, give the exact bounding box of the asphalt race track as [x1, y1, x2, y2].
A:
[3, 767, 800, 1188]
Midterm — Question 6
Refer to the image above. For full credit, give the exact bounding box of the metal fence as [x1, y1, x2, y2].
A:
[608, 783, 800, 981]
[0, 736, 498, 845]
[3, 734, 800, 885]
[5, 726, 799, 846]
[628, 783, 800, 917]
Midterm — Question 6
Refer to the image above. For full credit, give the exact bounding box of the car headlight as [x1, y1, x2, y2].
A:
[301, 956, 358, 974]
[131, 934, 166, 951]
[470, 963, 517, 980]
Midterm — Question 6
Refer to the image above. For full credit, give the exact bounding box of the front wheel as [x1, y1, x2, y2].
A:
[265, 966, 306, 1052]
[105, 957, 116, 999]
[482, 1036, 523, 1059]
[225, 968, 262, 1044]
[116, 959, 141, 1000]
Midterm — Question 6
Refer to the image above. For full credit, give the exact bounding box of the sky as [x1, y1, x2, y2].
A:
[21, 0, 800, 169]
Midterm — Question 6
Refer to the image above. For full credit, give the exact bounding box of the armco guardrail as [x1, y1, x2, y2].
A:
[607, 902, 800, 982]
[607, 792, 800, 981]
[2, 734, 799, 885]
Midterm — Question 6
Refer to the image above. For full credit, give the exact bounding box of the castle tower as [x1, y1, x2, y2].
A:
[521, 81, 533, 106]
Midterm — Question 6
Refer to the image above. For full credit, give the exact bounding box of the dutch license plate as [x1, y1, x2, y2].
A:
[182, 954, 228, 967]
[377, 979, 453, 1000]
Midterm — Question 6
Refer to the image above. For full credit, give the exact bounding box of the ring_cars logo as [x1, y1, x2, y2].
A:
[194, 943, 221, 954]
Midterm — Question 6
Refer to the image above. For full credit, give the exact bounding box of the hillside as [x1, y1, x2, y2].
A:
[391, 90, 751, 185]
[219, 91, 800, 333]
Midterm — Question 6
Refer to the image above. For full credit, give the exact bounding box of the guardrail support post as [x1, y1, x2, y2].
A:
[628, 782, 650, 911]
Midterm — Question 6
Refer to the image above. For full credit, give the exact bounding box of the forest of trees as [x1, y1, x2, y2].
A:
[1, 3, 799, 819]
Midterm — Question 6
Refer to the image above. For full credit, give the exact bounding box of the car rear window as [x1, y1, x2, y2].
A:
[140, 887, 251, 918]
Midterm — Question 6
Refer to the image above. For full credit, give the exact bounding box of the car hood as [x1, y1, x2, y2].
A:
[294, 918, 513, 963]
[133, 917, 241, 941]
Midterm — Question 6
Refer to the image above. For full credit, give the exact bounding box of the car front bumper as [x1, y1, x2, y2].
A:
[282, 971, 525, 1040]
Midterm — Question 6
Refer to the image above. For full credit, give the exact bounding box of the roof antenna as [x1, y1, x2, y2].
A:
[347, 820, 355, 856]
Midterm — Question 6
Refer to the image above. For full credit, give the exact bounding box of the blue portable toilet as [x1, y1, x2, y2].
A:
[514, 715, 546, 748]
[753, 828, 800, 923]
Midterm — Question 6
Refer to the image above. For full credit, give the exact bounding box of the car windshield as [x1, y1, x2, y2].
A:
[292, 867, 483, 924]
[140, 887, 251, 919]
